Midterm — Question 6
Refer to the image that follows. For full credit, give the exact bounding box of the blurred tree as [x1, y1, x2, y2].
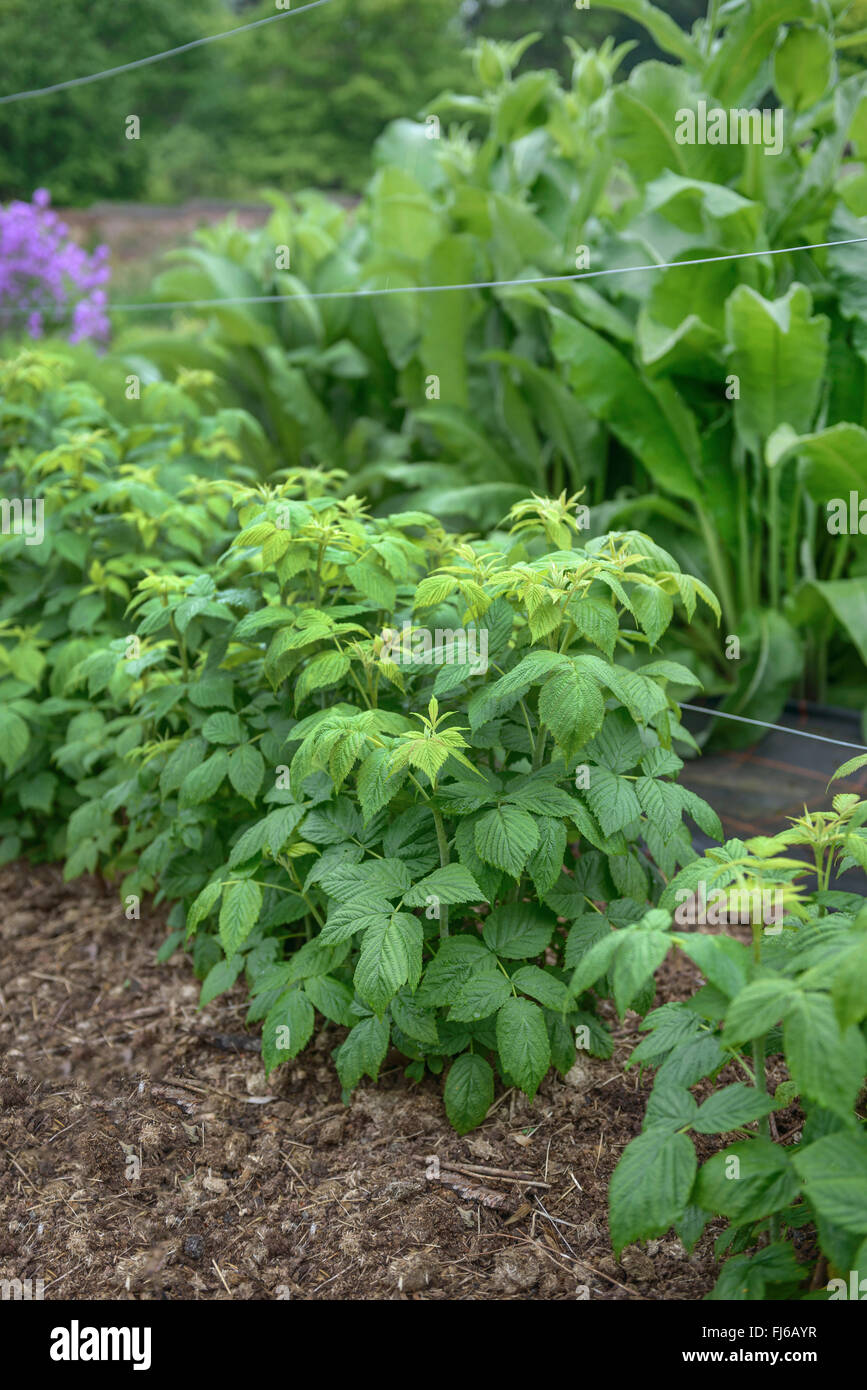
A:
[0, 0, 229, 203]
[184, 0, 472, 195]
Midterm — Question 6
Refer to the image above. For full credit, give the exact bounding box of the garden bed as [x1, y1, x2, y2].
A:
[0, 859, 801, 1303]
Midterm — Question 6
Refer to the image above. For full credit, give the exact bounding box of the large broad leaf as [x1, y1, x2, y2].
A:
[607, 63, 739, 184]
[153, 250, 278, 348]
[828, 204, 867, 332]
[550, 311, 702, 501]
[368, 166, 443, 260]
[704, 0, 817, 108]
[373, 118, 448, 194]
[773, 422, 867, 502]
[712, 609, 804, 741]
[644, 173, 763, 253]
[792, 579, 867, 665]
[591, 0, 699, 64]
[725, 284, 828, 451]
[773, 24, 835, 112]
[609, 1128, 696, 1255]
[484, 350, 603, 485]
[419, 235, 479, 409]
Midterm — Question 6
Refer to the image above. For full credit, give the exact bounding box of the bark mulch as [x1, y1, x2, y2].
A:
[0, 860, 801, 1301]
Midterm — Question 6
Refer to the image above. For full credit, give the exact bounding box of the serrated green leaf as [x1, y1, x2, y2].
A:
[335, 1014, 390, 1089]
[444, 1053, 495, 1134]
[448, 968, 513, 1022]
[262, 990, 315, 1074]
[228, 743, 265, 801]
[219, 879, 262, 956]
[482, 902, 555, 959]
[609, 1128, 696, 1256]
[474, 804, 539, 877]
[179, 749, 229, 807]
[403, 863, 486, 907]
[496, 996, 550, 1099]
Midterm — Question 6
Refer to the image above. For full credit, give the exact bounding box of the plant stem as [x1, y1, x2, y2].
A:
[696, 505, 737, 635]
[169, 615, 189, 681]
[532, 726, 548, 772]
[432, 807, 450, 939]
[768, 462, 781, 611]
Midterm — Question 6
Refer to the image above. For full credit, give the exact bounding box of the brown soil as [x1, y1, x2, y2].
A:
[0, 861, 797, 1301]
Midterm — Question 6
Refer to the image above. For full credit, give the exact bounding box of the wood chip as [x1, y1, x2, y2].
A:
[432, 1169, 515, 1211]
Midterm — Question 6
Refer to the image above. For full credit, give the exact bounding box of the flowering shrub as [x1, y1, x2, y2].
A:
[0, 191, 110, 344]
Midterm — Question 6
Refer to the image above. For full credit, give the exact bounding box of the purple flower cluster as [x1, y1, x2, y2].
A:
[0, 189, 111, 344]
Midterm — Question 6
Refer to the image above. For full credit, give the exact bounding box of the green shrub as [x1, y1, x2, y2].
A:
[0, 0, 228, 204]
[55, 476, 719, 1131]
[0, 350, 269, 862]
[604, 763, 867, 1298]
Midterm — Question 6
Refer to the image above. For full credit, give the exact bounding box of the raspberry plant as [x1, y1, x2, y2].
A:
[99, 478, 723, 1132]
[602, 764, 867, 1298]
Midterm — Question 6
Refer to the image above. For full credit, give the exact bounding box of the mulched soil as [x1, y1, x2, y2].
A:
[0, 860, 804, 1301]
